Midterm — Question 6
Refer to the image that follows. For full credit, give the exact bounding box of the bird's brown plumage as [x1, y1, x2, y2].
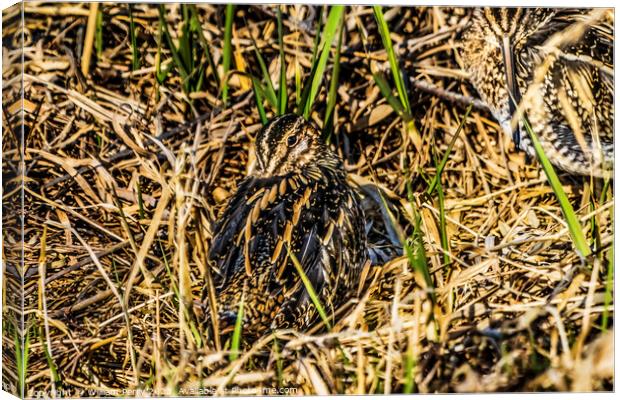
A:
[205, 114, 367, 340]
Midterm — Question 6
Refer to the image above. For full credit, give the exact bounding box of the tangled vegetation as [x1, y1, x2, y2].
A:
[2, 3, 613, 396]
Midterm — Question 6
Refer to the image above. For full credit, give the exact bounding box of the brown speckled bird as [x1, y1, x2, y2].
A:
[460, 7, 613, 177]
[206, 114, 367, 339]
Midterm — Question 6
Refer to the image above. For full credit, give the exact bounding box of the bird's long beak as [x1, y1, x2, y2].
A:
[500, 35, 522, 148]
[247, 140, 269, 176]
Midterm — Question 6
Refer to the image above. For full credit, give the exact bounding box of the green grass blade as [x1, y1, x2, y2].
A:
[602, 242, 613, 332]
[405, 179, 435, 302]
[222, 4, 235, 105]
[229, 294, 245, 362]
[302, 5, 344, 119]
[323, 23, 344, 141]
[179, 5, 192, 75]
[294, 54, 302, 108]
[309, 7, 323, 66]
[521, 116, 591, 258]
[128, 4, 139, 71]
[372, 71, 408, 120]
[95, 7, 103, 59]
[194, 62, 206, 93]
[14, 329, 22, 396]
[253, 80, 268, 125]
[287, 245, 332, 329]
[598, 177, 611, 205]
[435, 165, 451, 270]
[277, 7, 287, 115]
[588, 186, 602, 250]
[155, 14, 166, 85]
[426, 104, 472, 196]
[16, 326, 30, 397]
[402, 235, 429, 294]
[248, 28, 277, 108]
[158, 6, 188, 82]
[294, 12, 320, 109]
[372, 6, 410, 114]
[38, 325, 59, 385]
[272, 337, 285, 387]
[111, 256, 121, 284]
[298, 60, 319, 114]
[404, 220, 434, 300]
[189, 5, 220, 87]
[403, 351, 416, 394]
[24, 327, 30, 391]
[372, 6, 424, 149]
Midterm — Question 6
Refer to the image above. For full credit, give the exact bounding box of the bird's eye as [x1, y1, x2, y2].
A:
[287, 135, 298, 147]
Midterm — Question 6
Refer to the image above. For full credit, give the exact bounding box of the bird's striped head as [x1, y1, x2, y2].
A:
[466, 8, 558, 146]
[471, 8, 556, 50]
[251, 114, 335, 177]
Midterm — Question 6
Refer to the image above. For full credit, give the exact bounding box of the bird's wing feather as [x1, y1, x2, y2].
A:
[209, 177, 261, 277]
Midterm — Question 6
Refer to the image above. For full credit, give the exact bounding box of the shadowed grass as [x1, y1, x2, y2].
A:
[95, 6, 103, 59]
[190, 5, 219, 87]
[154, 11, 168, 91]
[156, 4, 220, 96]
[128, 4, 139, 71]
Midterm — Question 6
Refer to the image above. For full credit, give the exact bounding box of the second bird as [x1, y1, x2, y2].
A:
[460, 7, 614, 177]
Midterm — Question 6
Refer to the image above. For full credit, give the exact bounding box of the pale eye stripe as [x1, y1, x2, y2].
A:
[259, 132, 270, 167]
[269, 144, 294, 175]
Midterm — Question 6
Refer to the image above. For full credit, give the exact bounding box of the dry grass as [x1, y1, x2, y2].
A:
[2, 3, 614, 396]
